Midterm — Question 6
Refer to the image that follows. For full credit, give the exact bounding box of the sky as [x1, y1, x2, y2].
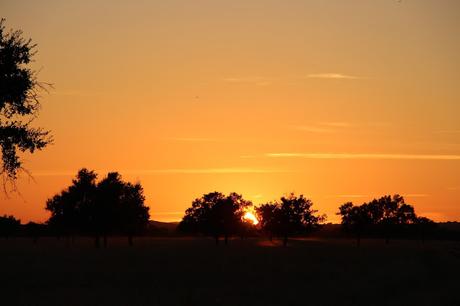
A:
[1, 0, 459, 223]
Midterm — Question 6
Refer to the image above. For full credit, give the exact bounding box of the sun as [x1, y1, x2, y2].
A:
[243, 211, 259, 225]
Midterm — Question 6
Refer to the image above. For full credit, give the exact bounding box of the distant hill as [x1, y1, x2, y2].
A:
[148, 220, 179, 234]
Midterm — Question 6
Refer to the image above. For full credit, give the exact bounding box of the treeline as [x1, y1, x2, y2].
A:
[177, 192, 450, 246]
[1, 168, 459, 246]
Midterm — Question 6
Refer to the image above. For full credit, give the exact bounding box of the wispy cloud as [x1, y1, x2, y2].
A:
[32, 168, 290, 176]
[133, 168, 288, 174]
[266, 153, 460, 160]
[167, 137, 217, 142]
[435, 130, 460, 134]
[294, 126, 334, 133]
[306, 73, 362, 80]
[320, 122, 352, 127]
[325, 194, 368, 199]
[404, 193, 429, 198]
[293, 122, 352, 133]
[223, 77, 272, 86]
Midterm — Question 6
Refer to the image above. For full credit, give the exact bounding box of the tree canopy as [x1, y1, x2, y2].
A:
[0, 19, 51, 183]
[0, 214, 21, 238]
[178, 192, 254, 244]
[45, 169, 150, 246]
[338, 194, 433, 244]
[256, 193, 326, 246]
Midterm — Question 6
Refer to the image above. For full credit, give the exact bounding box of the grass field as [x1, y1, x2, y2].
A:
[1, 237, 459, 306]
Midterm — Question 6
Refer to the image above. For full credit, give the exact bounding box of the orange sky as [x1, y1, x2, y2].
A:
[1, 0, 459, 223]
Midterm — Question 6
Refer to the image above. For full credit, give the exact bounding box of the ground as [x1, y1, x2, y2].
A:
[1, 237, 459, 306]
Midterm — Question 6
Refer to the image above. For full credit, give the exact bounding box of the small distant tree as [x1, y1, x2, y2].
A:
[257, 193, 326, 246]
[178, 192, 253, 245]
[0, 19, 52, 186]
[0, 214, 21, 238]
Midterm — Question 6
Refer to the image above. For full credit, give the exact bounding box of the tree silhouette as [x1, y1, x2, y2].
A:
[46, 169, 150, 247]
[256, 193, 326, 246]
[337, 202, 371, 246]
[94, 172, 149, 246]
[255, 203, 278, 242]
[46, 168, 97, 240]
[338, 195, 426, 245]
[178, 192, 253, 244]
[0, 214, 20, 238]
[0, 19, 52, 184]
[416, 216, 437, 243]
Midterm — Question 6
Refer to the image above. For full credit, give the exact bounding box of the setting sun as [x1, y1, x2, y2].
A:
[243, 211, 259, 225]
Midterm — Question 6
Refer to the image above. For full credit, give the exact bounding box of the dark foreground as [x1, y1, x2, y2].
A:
[1, 237, 459, 306]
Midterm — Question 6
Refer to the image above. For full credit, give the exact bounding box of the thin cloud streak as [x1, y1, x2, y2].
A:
[325, 194, 368, 199]
[132, 168, 289, 174]
[223, 77, 272, 86]
[293, 122, 352, 133]
[266, 153, 460, 160]
[294, 126, 334, 133]
[320, 122, 352, 127]
[306, 73, 362, 80]
[167, 137, 218, 142]
[404, 194, 429, 197]
[32, 168, 291, 176]
[435, 130, 460, 134]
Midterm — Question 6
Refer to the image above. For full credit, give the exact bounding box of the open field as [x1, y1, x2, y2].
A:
[1, 237, 459, 306]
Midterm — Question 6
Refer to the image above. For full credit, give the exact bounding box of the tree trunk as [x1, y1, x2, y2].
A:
[95, 235, 100, 248]
[128, 235, 133, 246]
[269, 234, 273, 242]
[385, 236, 389, 244]
[224, 234, 228, 245]
[215, 236, 219, 245]
[356, 232, 361, 247]
[103, 235, 108, 248]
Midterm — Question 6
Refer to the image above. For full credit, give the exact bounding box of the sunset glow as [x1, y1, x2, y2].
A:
[1, 0, 459, 224]
[243, 212, 259, 226]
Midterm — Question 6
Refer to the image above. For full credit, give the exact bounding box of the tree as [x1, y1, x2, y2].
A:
[337, 202, 371, 246]
[256, 193, 326, 246]
[46, 168, 97, 239]
[45, 169, 150, 247]
[338, 195, 424, 245]
[0, 214, 21, 238]
[415, 216, 437, 243]
[0, 19, 52, 185]
[95, 172, 149, 246]
[178, 192, 253, 245]
[255, 203, 278, 242]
